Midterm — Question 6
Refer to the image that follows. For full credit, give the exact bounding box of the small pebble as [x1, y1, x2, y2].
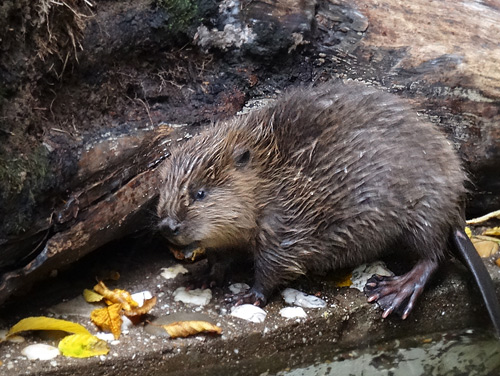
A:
[280, 307, 307, 319]
[231, 304, 267, 323]
[95, 332, 115, 342]
[121, 316, 133, 332]
[0, 329, 8, 342]
[7, 335, 25, 343]
[160, 265, 189, 279]
[21, 344, 60, 360]
[281, 288, 326, 308]
[173, 287, 212, 306]
[131, 291, 153, 307]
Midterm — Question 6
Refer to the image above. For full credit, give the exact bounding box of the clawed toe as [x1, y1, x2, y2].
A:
[226, 288, 267, 307]
[364, 274, 419, 319]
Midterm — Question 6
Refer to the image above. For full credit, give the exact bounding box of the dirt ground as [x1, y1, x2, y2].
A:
[1, 233, 499, 376]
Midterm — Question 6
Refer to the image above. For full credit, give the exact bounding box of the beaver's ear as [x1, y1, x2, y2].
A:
[233, 147, 251, 167]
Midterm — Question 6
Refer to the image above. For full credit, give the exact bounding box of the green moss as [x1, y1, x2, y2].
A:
[0, 144, 52, 235]
[157, 0, 199, 33]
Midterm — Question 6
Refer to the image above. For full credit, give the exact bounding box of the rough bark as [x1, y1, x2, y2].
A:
[1, 0, 499, 303]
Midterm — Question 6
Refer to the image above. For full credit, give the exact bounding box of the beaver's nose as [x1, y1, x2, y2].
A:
[159, 217, 181, 237]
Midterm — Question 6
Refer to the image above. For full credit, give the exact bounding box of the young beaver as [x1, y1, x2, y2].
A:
[157, 81, 500, 334]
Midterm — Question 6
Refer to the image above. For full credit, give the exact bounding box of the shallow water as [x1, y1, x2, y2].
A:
[276, 330, 500, 376]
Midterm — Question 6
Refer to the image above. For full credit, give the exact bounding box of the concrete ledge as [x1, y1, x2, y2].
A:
[0, 240, 499, 376]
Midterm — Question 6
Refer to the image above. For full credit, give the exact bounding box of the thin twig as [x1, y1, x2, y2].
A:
[136, 98, 154, 127]
[467, 209, 500, 225]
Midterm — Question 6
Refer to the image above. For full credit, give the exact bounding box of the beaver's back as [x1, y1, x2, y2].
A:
[239, 82, 466, 271]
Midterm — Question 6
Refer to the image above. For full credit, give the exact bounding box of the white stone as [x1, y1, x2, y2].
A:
[95, 332, 115, 342]
[7, 335, 25, 343]
[121, 315, 133, 333]
[231, 304, 267, 323]
[0, 329, 8, 341]
[131, 290, 153, 307]
[281, 288, 326, 308]
[173, 287, 212, 306]
[280, 307, 307, 319]
[160, 264, 188, 280]
[21, 344, 60, 360]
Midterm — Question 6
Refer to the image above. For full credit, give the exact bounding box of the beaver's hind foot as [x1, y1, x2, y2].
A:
[364, 258, 439, 319]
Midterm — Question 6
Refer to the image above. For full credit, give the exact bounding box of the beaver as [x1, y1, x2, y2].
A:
[157, 81, 500, 335]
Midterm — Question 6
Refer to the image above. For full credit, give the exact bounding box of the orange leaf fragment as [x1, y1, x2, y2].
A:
[93, 281, 138, 311]
[161, 320, 222, 339]
[169, 246, 205, 261]
[90, 303, 123, 339]
[124, 297, 157, 324]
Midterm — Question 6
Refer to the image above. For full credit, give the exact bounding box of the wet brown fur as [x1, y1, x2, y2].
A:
[157, 81, 466, 302]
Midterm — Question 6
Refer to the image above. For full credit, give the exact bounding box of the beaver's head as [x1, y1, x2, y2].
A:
[157, 127, 264, 251]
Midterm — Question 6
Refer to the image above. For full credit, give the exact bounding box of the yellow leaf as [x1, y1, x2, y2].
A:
[465, 226, 472, 238]
[94, 281, 138, 311]
[161, 320, 222, 339]
[8, 317, 90, 337]
[58, 333, 109, 358]
[90, 303, 122, 339]
[189, 247, 205, 261]
[335, 273, 352, 287]
[483, 227, 500, 237]
[83, 289, 104, 303]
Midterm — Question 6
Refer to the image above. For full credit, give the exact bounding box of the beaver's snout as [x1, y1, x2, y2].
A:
[158, 217, 181, 239]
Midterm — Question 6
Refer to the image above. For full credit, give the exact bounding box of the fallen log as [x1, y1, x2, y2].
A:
[1, 0, 499, 303]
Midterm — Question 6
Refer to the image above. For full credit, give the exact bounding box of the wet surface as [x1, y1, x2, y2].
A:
[0, 234, 499, 375]
[277, 330, 500, 376]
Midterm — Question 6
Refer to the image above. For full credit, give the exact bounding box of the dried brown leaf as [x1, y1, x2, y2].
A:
[471, 238, 500, 257]
[93, 281, 138, 311]
[161, 320, 222, 339]
[124, 297, 157, 324]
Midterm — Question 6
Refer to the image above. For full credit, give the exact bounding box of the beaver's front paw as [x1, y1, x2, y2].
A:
[226, 287, 267, 307]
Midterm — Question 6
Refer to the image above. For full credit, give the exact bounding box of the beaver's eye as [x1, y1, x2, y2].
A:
[195, 189, 206, 200]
